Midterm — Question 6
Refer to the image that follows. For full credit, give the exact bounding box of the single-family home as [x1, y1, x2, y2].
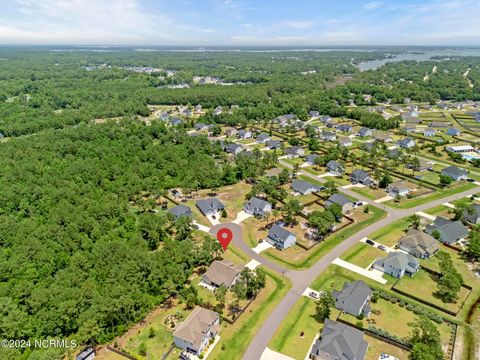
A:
[306, 154, 320, 165]
[372, 251, 420, 278]
[194, 123, 210, 132]
[225, 127, 238, 137]
[441, 166, 468, 181]
[387, 180, 411, 197]
[424, 128, 436, 137]
[266, 139, 282, 149]
[196, 198, 225, 217]
[397, 229, 440, 258]
[327, 160, 345, 176]
[225, 143, 244, 155]
[325, 193, 354, 213]
[291, 179, 321, 195]
[350, 169, 374, 186]
[401, 125, 417, 133]
[285, 146, 305, 158]
[332, 280, 373, 317]
[463, 204, 480, 225]
[397, 137, 416, 149]
[256, 133, 271, 143]
[170, 117, 183, 126]
[445, 145, 474, 153]
[201, 260, 243, 289]
[320, 115, 332, 124]
[308, 110, 320, 119]
[429, 121, 449, 128]
[213, 106, 223, 116]
[338, 136, 353, 147]
[266, 224, 296, 250]
[337, 124, 352, 133]
[310, 319, 368, 360]
[237, 129, 252, 139]
[158, 112, 170, 121]
[244, 197, 272, 218]
[320, 130, 337, 141]
[426, 216, 469, 244]
[447, 127, 461, 136]
[173, 307, 220, 356]
[358, 127, 373, 137]
[168, 204, 193, 220]
[374, 133, 393, 143]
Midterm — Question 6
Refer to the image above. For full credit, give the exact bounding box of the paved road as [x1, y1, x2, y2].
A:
[241, 181, 480, 360]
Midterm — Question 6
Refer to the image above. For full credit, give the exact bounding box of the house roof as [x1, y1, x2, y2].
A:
[196, 198, 225, 215]
[225, 143, 244, 153]
[373, 251, 419, 272]
[327, 160, 344, 171]
[266, 139, 282, 148]
[256, 133, 270, 141]
[291, 179, 320, 194]
[442, 165, 468, 177]
[285, 146, 304, 155]
[389, 180, 410, 193]
[306, 154, 320, 163]
[397, 137, 415, 147]
[325, 193, 352, 208]
[427, 216, 469, 244]
[351, 169, 371, 181]
[168, 204, 192, 219]
[398, 229, 440, 256]
[245, 197, 271, 210]
[173, 307, 219, 348]
[310, 319, 368, 360]
[203, 260, 243, 287]
[332, 280, 373, 313]
[268, 224, 295, 243]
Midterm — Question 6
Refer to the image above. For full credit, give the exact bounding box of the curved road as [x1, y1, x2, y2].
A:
[240, 172, 479, 360]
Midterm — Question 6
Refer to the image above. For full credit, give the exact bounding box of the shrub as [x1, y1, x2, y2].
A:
[356, 321, 363, 328]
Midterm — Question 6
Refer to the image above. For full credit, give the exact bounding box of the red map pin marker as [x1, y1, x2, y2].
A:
[217, 228, 233, 251]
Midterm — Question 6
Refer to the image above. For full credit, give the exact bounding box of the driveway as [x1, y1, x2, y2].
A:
[206, 213, 221, 226]
[260, 348, 296, 360]
[232, 210, 252, 224]
[252, 241, 273, 254]
[415, 211, 436, 221]
[193, 221, 211, 233]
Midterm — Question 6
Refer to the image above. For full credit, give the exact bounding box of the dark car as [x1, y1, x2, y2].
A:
[377, 245, 386, 251]
[467, 178, 475, 182]
[366, 239, 375, 246]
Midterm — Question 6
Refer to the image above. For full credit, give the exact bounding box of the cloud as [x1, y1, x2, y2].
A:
[283, 20, 314, 30]
[240, 23, 253, 28]
[363, 1, 382, 10]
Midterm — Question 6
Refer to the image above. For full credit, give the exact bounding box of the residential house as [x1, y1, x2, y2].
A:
[441, 166, 468, 181]
[182, 108, 193, 117]
[445, 145, 474, 153]
[327, 160, 345, 176]
[325, 193, 354, 213]
[463, 204, 480, 225]
[401, 125, 417, 133]
[337, 124, 353, 133]
[201, 260, 243, 289]
[256, 133, 271, 143]
[310, 319, 368, 360]
[168, 204, 193, 220]
[326, 120, 338, 128]
[374, 133, 393, 143]
[285, 146, 305, 158]
[213, 106, 223, 116]
[225, 143, 244, 155]
[158, 112, 170, 121]
[319, 115, 332, 124]
[194, 123, 209, 132]
[426, 216, 469, 244]
[291, 179, 321, 195]
[173, 307, 220, 356]
[429, 121, 449, 128]
[424, 128, 436, 137]
[244, 197, 272, 218]
[196, 198, 225, 216]
[339, 136, 353, 147]
[170, 117, 183, 126]
[405, 116, 422, 125]
[358, 127, 373, 137]
[225, 127, 238, 137]
[332, 280, 373, 316]
[350, 169, 374, 186]
[306, 154, 320, 165]
[237, 129, 252, 139]
[447, 127, 461, 136]
[266, 224, 296, 250]
[308, 110, 320, 119]
[408, 159, 433, 172]
[320, 130, 337, 141]
[397, 229, 440, 258]
[372, 251, 420, 278]
[387, 180, 411, 197]
[266, 139, 282, 149]
[397, 137, 416, 149]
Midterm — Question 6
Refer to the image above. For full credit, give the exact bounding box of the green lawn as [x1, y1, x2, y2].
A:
[261, 206, 386, 269]
[365, 335, 410, 360]
[393, 269, 470, 314]
[341, 242, 386, 268]
[209, 267, 292, 360]
[368, 218, 410, 247]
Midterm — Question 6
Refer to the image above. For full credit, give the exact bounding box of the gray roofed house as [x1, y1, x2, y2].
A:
[320, 115, 332, 123]
[325, 193, 353, 213]
[407, 158, 433, 172]
[256, 133, 271, 143]
[158, 112, 170, 121]
[327, 160, 345, 176]
[306, 154, 320, 165]
[310, 319, 368, 360]
[196, 198, 225, 216]
[425, 216, 469, 244]
[168, 204, 193, 220]
[225, 143, 244, 155]
[173, 306, 220, 356]
[397, 137, 416, 148]
[397, 229, 440, 258]
[225, 127, 238, 137]
[170, 117, 183, 126]
[387, 180, 411, 197]
[424, 128, 436, 137]
[463, 204, 480, 225]
[309, 110, 320, 119]
[285, 146, 305, 158]
[358, 127, 373, 137]
[320, 130, 337, 141]
[372, 251, 420, 278]
[441, 166, 468, 181]
[350, 169, 374, 186]
[447, 127, 461, 136]
[244, 197, 272, 218]
[338, 136, 353, 147]
[237, 129, 252, 139]
[332, 280, 373, 316]
[201, 260, 244, 288]
[291, 179, 321, 195]
[266, 224, 296, 250]
[266, 139, 282, 149]
[430, 121, 449, 128]
[337, 124, 352, 133]
[374, 132, 393, 143]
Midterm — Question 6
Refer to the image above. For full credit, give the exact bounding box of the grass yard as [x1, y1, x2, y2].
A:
[350, 186, 388, 201]
[424, 205, 453, 218]
[269, 296, 326, 359]
[368, 218, 410, 247]
[261, 206, 386, 269]
[365, 335, 410, 360]
[341, 242, 386, 268]
[241, 216, 270, 247]
[209, 268, 292, 360]
[393, 269, 470, 314]
[323, 174, 351, 186]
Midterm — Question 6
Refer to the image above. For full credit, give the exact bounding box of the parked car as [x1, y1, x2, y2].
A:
[377, 245, 386, 251]
[192, 224, 199, 230]
[366, 239, 375, 246]
[467, 178, 475, 182]
[309, 291, 319, 299]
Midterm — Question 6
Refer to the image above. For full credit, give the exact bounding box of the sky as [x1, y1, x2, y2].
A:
[0, 0, 479, 46]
